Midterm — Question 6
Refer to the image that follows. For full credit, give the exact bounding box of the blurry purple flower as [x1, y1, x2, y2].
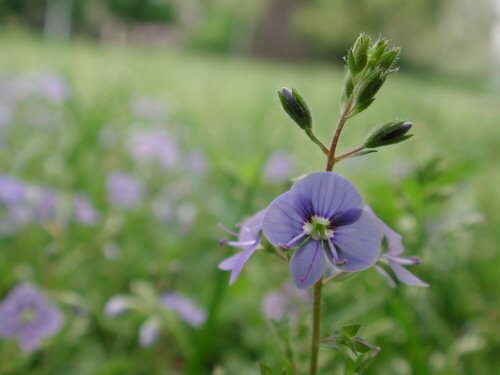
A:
[139, 318, 161, 348]
[107, 172, 144, 209]
[367, 208, 429, 288]
[0, 175, 26, 206]
[104, 296, 133, 317]
[131, 96, 169, 120]
[262, 172, 380, 289]
[262, 283, 310, 323]
[161, 292, 207, 327]
[1, 72, 69, 104]
[73, 194, 100, 226]
[218, 209, 266, 285]
[0, 283, 63, 352]
[263, 151, 296, 184]
[33, 72, 70, 104]
[184, 151, 209, 176]
[127, 128, 179, 169]
[32, 187, 61, 224]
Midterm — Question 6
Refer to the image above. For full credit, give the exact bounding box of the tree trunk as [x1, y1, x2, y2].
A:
[252, 0, 307, 60]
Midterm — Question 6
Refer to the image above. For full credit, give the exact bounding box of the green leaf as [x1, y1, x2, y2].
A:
[259, 363, 277, 375]
[341, 324, 361, 338]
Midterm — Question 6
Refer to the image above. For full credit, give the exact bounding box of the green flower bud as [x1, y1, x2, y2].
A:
[378, 48, 401, 71]
[351, 33, 370, 73]
[278, 87, 312, 131]
[363, 121, 413, 148]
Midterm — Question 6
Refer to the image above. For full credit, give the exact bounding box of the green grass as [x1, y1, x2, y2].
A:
[0, 30, 500, 374]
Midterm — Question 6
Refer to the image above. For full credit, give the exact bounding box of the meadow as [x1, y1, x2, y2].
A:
[0, 31, 500, 374]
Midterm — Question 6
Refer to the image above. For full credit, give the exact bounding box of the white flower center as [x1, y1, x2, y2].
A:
[303, 215, 334, 240]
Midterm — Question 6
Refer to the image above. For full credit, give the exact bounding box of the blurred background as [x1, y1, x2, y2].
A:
[0, 0, 499, 374]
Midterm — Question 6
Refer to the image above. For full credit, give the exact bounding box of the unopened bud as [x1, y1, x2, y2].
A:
[363, 121, 413, 148]
[352, 33, 370, 72]
[278, 87, 312, 131]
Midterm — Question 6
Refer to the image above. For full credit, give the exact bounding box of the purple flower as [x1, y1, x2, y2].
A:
[127, 128, 179, 169]
[263, 151, 296, 184]
[33, 72, 70, 104]
[218, 209, 266, 285]
[139, 318, 161, 348]
[262, 172, 380, 289]
[161, 292, 207, 327]
[104, 296, 133, 317]
[0, 175, 26, 206]
[107, 172, 144, 209]
[32, 187, 61, 224]
[73, 194, 100, 226]
[262, 283, 310, 323]
[367, 208, 428, 287]
[0, 283, 63, 352]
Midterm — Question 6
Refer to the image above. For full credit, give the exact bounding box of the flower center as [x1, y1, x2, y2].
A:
[20, 307, 38, 324]
[303, 215, 333, 240]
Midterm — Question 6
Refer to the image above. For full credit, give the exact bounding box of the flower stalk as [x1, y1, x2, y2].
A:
[326, 99, 353, 171]
[310, 280, 323, 375]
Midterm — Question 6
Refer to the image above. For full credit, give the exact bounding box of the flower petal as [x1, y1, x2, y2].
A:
[387, 260, 429, 287]
[290, 240, 326, 289]
[218, 253, 242, 271]
[332, 210, 381, 272]
[228, 246, 258, 285]
[263, 192, 305, 246]
[238, 209, 266, 243]
[365, 206, 403, 256]
[289, 172, 363, 220]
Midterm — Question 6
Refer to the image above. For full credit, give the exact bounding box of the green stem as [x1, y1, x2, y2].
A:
[305, 129, 329, 156]
[326, 100, 353, 171]
[309, 280, 323, 375]
[334, 145, 365, 163]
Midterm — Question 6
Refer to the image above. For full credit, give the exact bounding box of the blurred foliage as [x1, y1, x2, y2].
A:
[0, 0, 497, 74]
[106, 0, 176, 24]
[295, 0, 495, 74]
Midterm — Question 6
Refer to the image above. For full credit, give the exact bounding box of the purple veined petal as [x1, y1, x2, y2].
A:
[332, 210, 381, 272]
[289, 172, 364, 220]
[387, 260, 429, 287]
[290, 240, 326, 289]
[333, 208, 363, 227]
[262, 192, 306, 247]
